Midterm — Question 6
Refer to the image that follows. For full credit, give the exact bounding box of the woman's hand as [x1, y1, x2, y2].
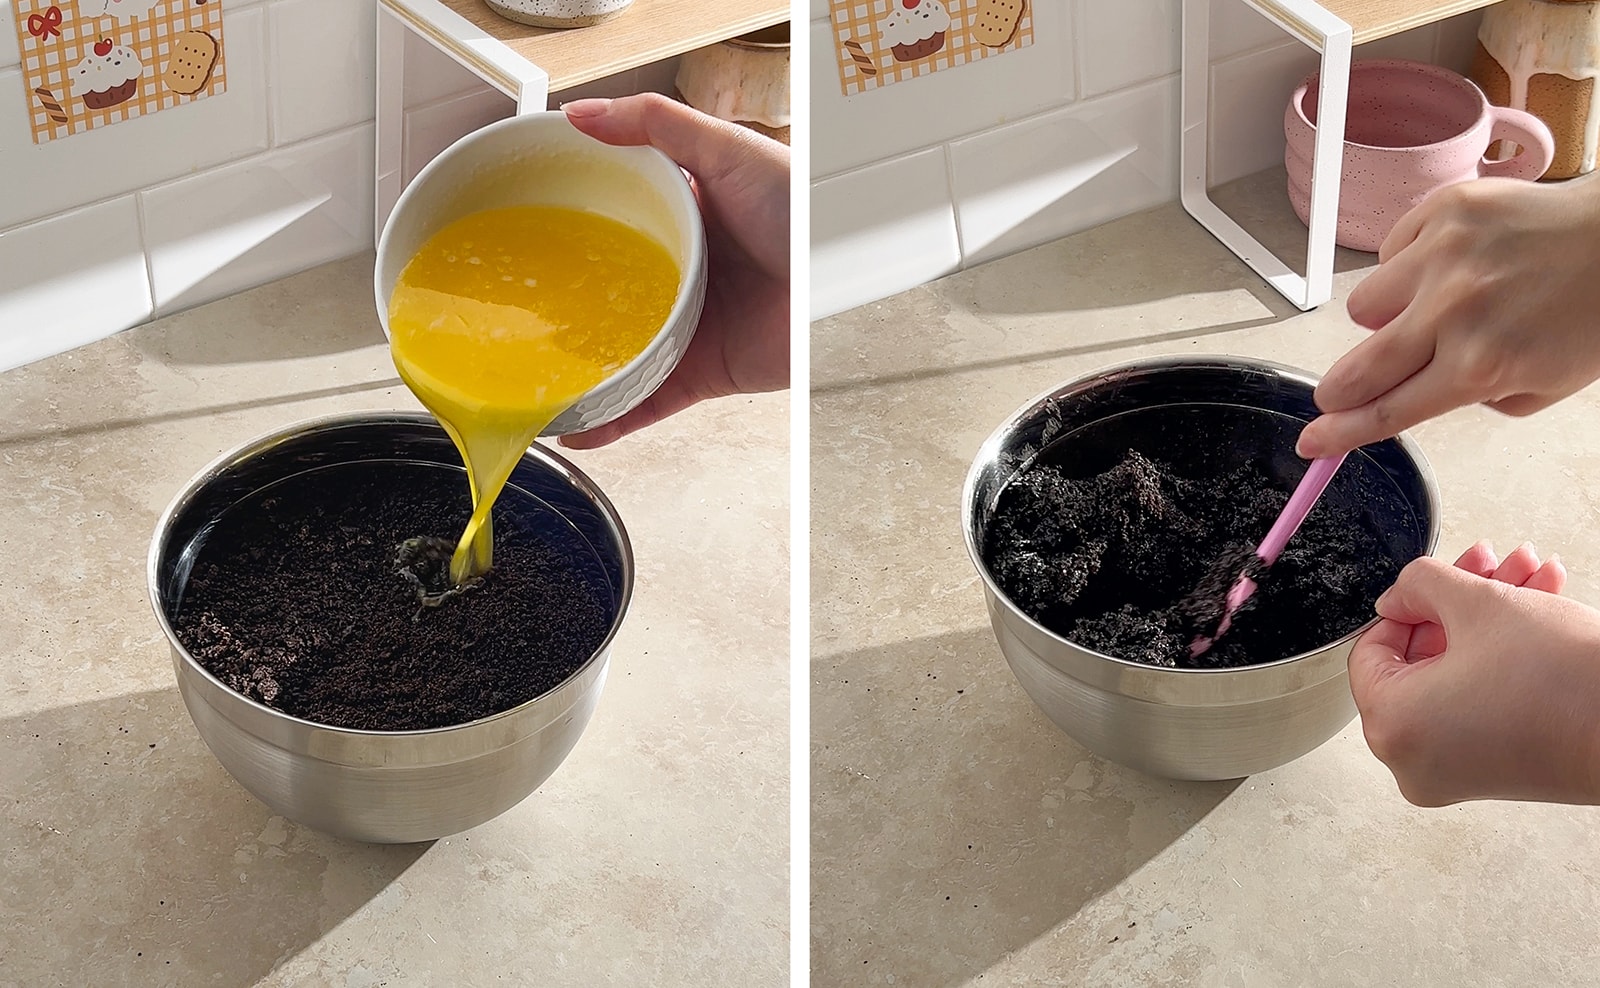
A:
[1298, 176, 1600, 459]
[1350, 540, 1600, 807]
[558, 94, 790, 448]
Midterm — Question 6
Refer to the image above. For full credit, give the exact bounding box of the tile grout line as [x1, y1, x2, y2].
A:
[1069, 0, 1083, 103]
[1, 4, 288, 236]
[131, 193, 158, 323]
[0, 119, 376, 239]
[943, 142, 967, 267]
[407, 81, 504, 116]
[262, 0, 278, 149]
[814, 71, 1180, 189]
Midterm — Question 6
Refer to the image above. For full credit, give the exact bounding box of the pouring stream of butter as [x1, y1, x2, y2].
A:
[388, 205, 678, 586]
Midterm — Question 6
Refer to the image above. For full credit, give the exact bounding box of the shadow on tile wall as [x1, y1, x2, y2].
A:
[1, 688, 428, 984]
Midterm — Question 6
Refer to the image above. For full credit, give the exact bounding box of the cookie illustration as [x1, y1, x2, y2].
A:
[880, 0, 949, 63]
[843, 38, 877, 77]
[163, 30, 218, 95]
[79, 0, 162, 23]
[69, 38, 143, 110]
[34, 87, 70, 124]
[972, 0, 1025, 47]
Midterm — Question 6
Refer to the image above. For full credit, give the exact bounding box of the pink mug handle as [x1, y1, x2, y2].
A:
[1481, 106, 1555, 180]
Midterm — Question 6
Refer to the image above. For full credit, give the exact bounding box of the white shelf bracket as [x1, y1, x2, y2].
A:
[1181, 0, 1353, 311]
[373, 0, 552, 242]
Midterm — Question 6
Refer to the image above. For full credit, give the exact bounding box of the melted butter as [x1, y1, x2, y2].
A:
[389, 205, 678, 586]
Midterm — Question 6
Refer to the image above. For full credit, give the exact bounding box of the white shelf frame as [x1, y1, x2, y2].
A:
[374, 0, 552, 246]
[1181, 0, 1353, 311]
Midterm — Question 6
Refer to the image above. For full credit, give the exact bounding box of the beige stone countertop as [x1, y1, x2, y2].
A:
[0, 256, 789, 986]
[811, 174, 1600, 986]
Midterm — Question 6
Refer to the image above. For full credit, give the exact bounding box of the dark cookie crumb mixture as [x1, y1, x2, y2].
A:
[171, 462, 613, 731]
[983, 450, 1398, 669]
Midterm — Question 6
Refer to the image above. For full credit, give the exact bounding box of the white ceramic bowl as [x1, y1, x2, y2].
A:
[375, 111, 707, 437]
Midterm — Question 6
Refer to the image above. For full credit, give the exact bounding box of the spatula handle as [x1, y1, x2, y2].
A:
[1257, 454, 1347, 566]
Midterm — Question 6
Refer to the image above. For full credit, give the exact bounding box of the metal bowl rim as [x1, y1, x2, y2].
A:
[960, 353, 1442, 677]
[146, 409, 635, 738]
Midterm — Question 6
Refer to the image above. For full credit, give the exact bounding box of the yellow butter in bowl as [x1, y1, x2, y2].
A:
[388, 204, 678, 586]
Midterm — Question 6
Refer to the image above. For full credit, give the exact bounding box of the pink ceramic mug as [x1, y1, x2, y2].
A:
[1284, 59, 1554, 252]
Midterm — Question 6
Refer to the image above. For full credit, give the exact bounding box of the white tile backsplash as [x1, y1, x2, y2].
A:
[398, 57, 683, 187]
[810, 4, 1076, 179]
[0, 0, 703, 372]
[550, 63, 669, 107]
[1206, 22, 1444, 188]
[1077, 0, 1180, 98]
[3, 0, 1493, 357]
[143, 123, 375, 314]
[270, 0, 377, 145]
[0, 2, 21, 71]
[951, 77, 1178, 267]
[401, 21, 483, 106]
[1208, 0, 1295, 61]
[0, 7, 271, 230]
[404, 86, 514, 185]
[811, 147, 960, 320]
[811, 2, 1479, 315]
[0, 197, 151, 373]
[1206, 40, 1319, 188]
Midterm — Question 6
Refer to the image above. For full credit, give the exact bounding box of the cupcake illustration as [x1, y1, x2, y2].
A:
[70, 38, 143, 110]
[880, 0, 950, 62]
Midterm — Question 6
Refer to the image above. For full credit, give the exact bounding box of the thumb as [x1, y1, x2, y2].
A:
[1374, 555, 1487, 627]
[1348, 617, 1417, 702]
[1348, 555, 1483, 702]
[556, 374, 704, 450]
[562, 93, 757, 186]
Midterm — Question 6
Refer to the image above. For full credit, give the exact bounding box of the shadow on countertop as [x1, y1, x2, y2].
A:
[0, 377, 405, 450]
[132, 253, 386, 366]
[810, 626, 1240, 988]
[0, 687, 429, 985]
[811, 176, 1367, 396]
[1208, 168, 1379, 284]
[808, 311, 1286, 397]
[944, 169, 1373, 319]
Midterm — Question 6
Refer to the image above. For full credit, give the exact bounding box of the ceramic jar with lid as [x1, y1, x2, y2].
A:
[675, 24, 791, 144]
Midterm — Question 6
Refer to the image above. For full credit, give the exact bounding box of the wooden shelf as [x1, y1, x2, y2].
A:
[434, 0, 788, 93]
[1320, 0, 1501, 44]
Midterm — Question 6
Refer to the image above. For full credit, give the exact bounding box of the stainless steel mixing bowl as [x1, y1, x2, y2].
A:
[961, 356, 1440, 780]
[148, 412, 632, 843]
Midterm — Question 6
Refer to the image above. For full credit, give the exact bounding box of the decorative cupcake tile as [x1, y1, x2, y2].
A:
[11, 0, 226, 144]
[831, 0, 1033, 97]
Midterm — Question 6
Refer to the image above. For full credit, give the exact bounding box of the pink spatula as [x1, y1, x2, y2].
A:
[1189, 453, 1348, 659]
